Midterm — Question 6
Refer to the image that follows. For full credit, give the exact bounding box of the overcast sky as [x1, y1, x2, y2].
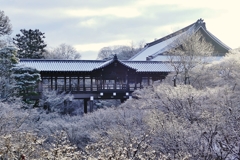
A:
[2, 0, 240, 59]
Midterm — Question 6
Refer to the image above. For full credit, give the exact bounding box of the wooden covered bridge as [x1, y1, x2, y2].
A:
[19, 55, 172, 113]
[18, 19, 231, 113]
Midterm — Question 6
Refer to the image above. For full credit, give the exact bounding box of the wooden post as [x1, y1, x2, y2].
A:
[84, 99, 88, 113]
[134, 76, 137, 89]
[38, 81, 42, 92]
[69, 76, 72, 91]
[77, 76, 80, 91]
[51, 76, 53, 90]
[64, 76, 66, 91]
[83, 76, 85, 91]
[91, 77, 93, 91]
[120, 99, 125, 103]
[89, 100, 93, 112]
[140, 77, 142, 89]
[126, 74, 129, 90]
[55, 76, 57, 90]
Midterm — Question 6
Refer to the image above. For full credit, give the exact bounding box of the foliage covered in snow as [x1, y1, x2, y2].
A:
[0, 46, 18, 99]
[44, 43, 81, 60]
[12, 65, 41, 99]
[1, 48, 240, 159]
[97, 41, 144, 60]
[0, 10, 12, 36]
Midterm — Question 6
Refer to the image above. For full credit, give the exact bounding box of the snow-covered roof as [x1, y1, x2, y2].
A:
[19, 59, 104, 72]
[19, 59, 174, 73]
[123, 61, 173, 72]
[93, 55, 136, 71]
[131, 32, 185, 61]
[150, 55, 223, 62]
[130, 19, 231, 61]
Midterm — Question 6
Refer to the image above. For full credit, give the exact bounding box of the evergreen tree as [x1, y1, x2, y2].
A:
[0, 46, 18, 99]
[12, 66, 41, 101]
[13, 29, 47, 59]
[0, 10, 12, 36]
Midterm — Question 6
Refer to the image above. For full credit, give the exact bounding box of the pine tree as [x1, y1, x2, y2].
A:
[13, 29, 47, 59]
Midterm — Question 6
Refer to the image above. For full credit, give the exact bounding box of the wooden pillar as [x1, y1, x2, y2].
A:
[84, 99, 88, 113]
[89, 100, 93, 112]
[55, 76, 57, 90]
[64, 76, 67, 91]
[77, 76, 80, 91]
[69, 76, 72, 91]
[83, 76, 85, 91]
[90, 77, 93, 91]
[140, 77, 142, 89]
[101, 74, 103, 89]
[50, 76, 53, 90]
[134, 76, 137, 89]
[126, 74, 129, 90]
[38, 81, 42, 92]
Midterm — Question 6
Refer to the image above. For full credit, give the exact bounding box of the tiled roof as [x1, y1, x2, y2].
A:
[19, 59, 104, 72]
[130, 19, 231, 61]
[93, 55, 136, 71]
[123, 61, 173, 72]
[19, 59, 174, 73]
[149, 55, 223, 62]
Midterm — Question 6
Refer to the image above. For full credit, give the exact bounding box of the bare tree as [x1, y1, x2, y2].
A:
[45, 43, 81, 60]
[96, 46, 115, 60]
[97, 41, 144, 60]
[166, 31, 214, 86]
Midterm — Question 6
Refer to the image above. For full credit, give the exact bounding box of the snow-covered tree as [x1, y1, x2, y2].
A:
[0, 10, 12, 36]
[166, 31, 215, 86]
[97, 41, 144, 60]
[44, 43, 81, 60]
[11, 66, 41, 100]
[0, 44, 240, 159]
[0, 46, 18, 99]
[0, 130, 82, 159]
[13, 29, 47, 59]
[40, 90, 73, 114]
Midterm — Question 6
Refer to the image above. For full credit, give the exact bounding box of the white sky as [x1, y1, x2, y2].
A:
[2, 0, 240, 59]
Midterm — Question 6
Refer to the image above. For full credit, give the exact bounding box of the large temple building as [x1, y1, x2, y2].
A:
[19, 19, 230, 113]
[130, 19, 230, 61]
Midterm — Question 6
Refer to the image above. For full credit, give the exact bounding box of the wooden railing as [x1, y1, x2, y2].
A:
[40, 83, 142, 92]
